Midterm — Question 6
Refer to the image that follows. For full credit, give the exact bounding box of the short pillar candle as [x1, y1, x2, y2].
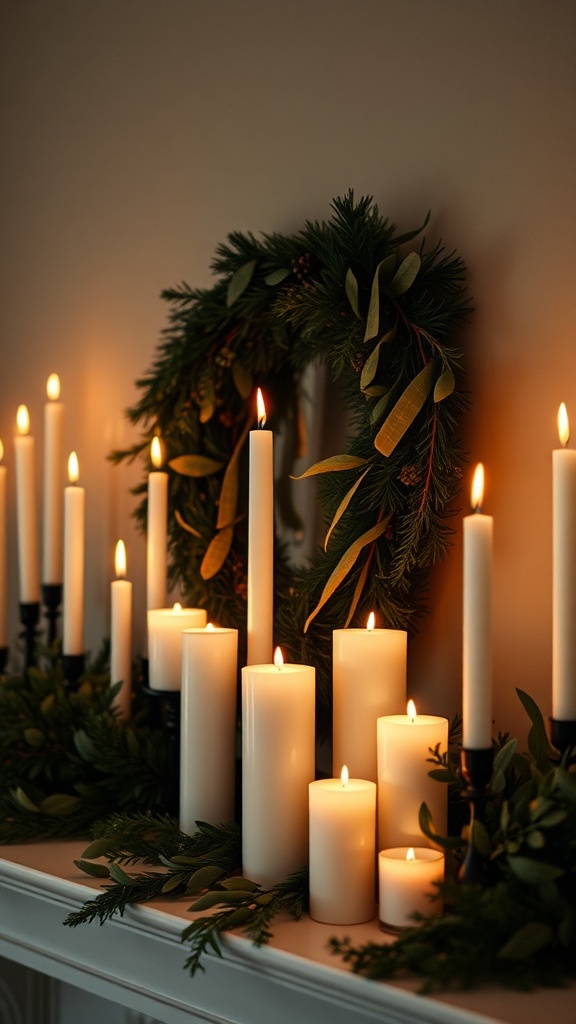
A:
[147, 604, 207, 690]
[379, 847, 444, 930]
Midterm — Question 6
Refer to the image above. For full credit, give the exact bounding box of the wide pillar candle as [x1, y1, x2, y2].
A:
[379, 847, 444, 930]
[377, 704, 448, 850]
[180, 625, 238, 833]
[553, 403, 576, 719]
[242, 652, 315, 887]
[247, 389, 274, 666]
[62, 452, 84, 656]
[309, 770, 376, 925]
[111, 540, 132, 720]
[147, 604, 207, 690]
[463, 463, 493, 748]
[42, 373, 64, 585]
[14, 405, 40, 604]
[333, 618, 406, 780]
[147, 436, 168, 612]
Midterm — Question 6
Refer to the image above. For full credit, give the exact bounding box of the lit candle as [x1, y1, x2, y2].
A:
[247, 388, 274, 666]
[553, 403, 576, 720]
[377, 701, 448, 850]
[147, 435, 168, 612]
[333, 613, 407, 780]
[463, 463, 493, 747]
[378, 847, 444, 930]
[0, 440, 6, 649]
[111, 539, 132, 719]
[180, 623, 238, 833]
[242, 648, 315, 886]
[309, 766, 376, 925]
[62, 452, 85, 656]
[147, 603, 207, 690]
[42, 373, 64, 584]
[14, 405, 40, 604]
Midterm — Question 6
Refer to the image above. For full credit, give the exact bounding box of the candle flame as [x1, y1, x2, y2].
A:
[257, 388, 267, 428]
[68, 451, 79, 484]
[114, 540, 126, 578]
[206, 622, 215, 631]
[0, 439, 3, 462]
[406, 847, 415, 862]
[274, 646, 284, 669]
[150, 435, 163, 469]
[471, 463, 485, 512]
[16, 405, 30, 435]
[341, 765, 349, 787]
[173, 602, 182, 612]
[366, 611, 375, 631]
[46, 373, 60, 401]
[558, 403, 570, 447]
[407, 699, 417, 721]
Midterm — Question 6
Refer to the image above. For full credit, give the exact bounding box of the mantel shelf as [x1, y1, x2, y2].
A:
[0, 841, 572, 1024]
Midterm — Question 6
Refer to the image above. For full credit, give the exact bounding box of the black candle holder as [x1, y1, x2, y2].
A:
[19, 601, 40, 671]
[143, 685, 181, 818]
[458, 747, 494, 885]
[62, 653, 85, 689]
[42, 583, 62, 646]
[0, 647, 8, 674]
[549, 718, 576, 763]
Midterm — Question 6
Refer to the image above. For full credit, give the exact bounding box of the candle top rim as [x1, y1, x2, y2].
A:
[333, 626, 407, 636]
[377, 713, 448, 725]
[310, 777, 376, 790]
[148, 606, 207, 616]
[181, 625, 237, 634]
[379, 846, 444, 861]
[243, 661, 315, 673]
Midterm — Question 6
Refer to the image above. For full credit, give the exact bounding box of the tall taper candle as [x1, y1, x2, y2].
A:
[0, 441, 6, 648]
[147, 435, 168, 612]
[62, 452, 84, 656]
[42, 373, 64, 584]
[111, 539, 132, 719]
[14, 405, 40, 604]
[553, 403, 576, 720]
[247, 389, 274, 666]
[463, 463, 493, 748]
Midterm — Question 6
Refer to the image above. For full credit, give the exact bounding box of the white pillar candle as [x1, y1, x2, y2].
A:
[111, 539, 132, 720]
[62, 452, 85, 656]
[0, 441, 6, 649]
[333, 614, 407, 780]
[247, 388, 274, 666]
[42, 373, 64, 584]
[147, 435, 168, 612]
[180, 623, 238, 833]
[379, 847, 444, 930]
[14, 405, 40, 604]
[309, 767, 376, 925]
[463, 462, 493, 748]
[242, 649, 315, 887]
[377, 702, 448, 850]
[147, 604, 207, 690]
[553, 403, 576, 720]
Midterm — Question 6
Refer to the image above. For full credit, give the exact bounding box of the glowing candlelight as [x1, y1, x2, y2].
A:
[247, 389, 274, 666]
[111, 539, 132, 719]
[63, 452, 85, 655]
[43, 372, 64, 585]
[553, 404, 576, 719]
[14, 404, 40, 604]
[463, 462, 493, 748]
[147, 434, 168, 612]
[379, 846, 444, 929]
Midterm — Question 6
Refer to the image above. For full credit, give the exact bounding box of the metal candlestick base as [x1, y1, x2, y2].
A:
[458, 747, 494, 885]
[0, 647, 8, 674]
[549, 718, 576, 763]
[143, 686, 180, 818]
[42, 583, 62, 646]
[62, 653, 85, 689]
[19, 602, 40, 671]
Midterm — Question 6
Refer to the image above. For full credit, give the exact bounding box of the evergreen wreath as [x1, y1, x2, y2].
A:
[112, 192, 470, 696]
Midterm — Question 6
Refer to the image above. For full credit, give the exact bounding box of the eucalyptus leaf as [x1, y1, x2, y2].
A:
[433, 364, 456, 403]
[369, 390, 391, 426]
[13, 787, 40, 813]
[264, 267, 291, 286]
[73, 729, 98, 761]
[226, 259, 256, 307]
[169, 454, 224, 478]
[190, 889, 254, 912]
[291, 454, 367, 479]
[200, 526, 234, 580]
[324, 466, 371, 551]
[40, 793, 81, 817]
[162, 873, 186, 894]
[498, 922, 553, 961]
[220, 876, 260, 892]
[390, 210, 431, 247]
[222, 907, 253, 929]
[507, 855, 564, 885]
[198, 380, 216, 424]
[374, 359, 436, 457]
[174, 509, 202, 538]
[345, 267, 361, 319]
[186, 865, 227, 893]
[82, 836, 119, 860]
[343, 552, 371, 628]
[231, 359, 253, 400]
[74, 859, 111, 879]
[109, 862, 135, 886]
[216, 417, 251, 530]
[516, 688, 553, 770]
[554, 766, 576, 802]
[364, 255, 396, 342]
[418, 801, 465, 851]
[23, 727, 45, 748]
[360, 326, 396, 392]
[387, 252, 421, 298]
[493, 738, 517, 776]
[471, 820, 492, 857]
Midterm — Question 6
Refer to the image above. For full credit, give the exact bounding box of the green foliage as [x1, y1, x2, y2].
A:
[111, 192, 470, 698]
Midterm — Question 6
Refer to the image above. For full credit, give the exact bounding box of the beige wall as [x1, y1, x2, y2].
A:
[1, 0, 575, 739]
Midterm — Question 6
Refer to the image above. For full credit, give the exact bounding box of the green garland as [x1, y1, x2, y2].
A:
[112, 192, 470, 693]
[65, 691, 576, 991]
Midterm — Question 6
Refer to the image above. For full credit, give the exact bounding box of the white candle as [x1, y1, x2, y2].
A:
[463, 463, 493, 748]
[0, 441, 6, 649]
[377, 701, 448, 850]
[242, 648, 315, 887]
[147, 435, 168, 612]
[14, 405, 40, 604]
[42, 373, 64, 584]
[111, 539, 132, 720]
[333, 613, 407, 780]
[147, 603, 207, 690]
[62, 452, 85, 656]
[553, 403, 576, 720]
[379, 847, 444, 930]
[247, 388, 274, 666]
[180, 623, 238, 833]
[309, 766, 376, 925]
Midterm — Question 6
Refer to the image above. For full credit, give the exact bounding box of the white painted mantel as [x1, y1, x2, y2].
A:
[0, 841, 573, 1024]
